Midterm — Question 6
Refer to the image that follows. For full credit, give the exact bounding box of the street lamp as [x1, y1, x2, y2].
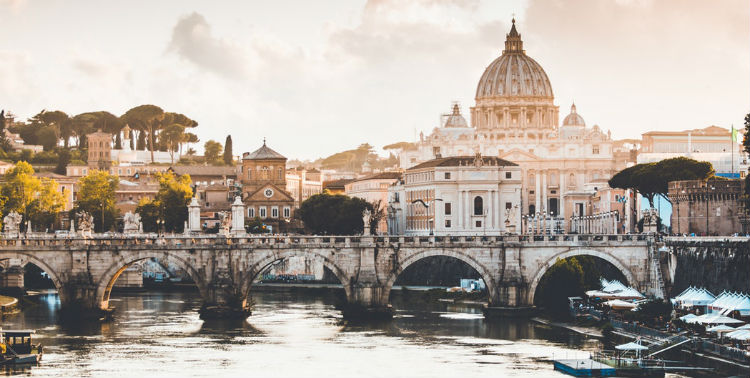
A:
[411, 198, 443, 236]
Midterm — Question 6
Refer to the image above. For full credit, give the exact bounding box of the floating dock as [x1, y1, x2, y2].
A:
[553, 359, 616, 377]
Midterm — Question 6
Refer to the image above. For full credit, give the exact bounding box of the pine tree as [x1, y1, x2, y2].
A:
[114, 132, 122, 149]
[137, 130, 146, 150]
[223, 135, 233, 165]
[129, 130, 135, 150]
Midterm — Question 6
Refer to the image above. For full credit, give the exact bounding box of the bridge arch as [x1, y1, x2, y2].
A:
[382, 249, 498, 305]
[95, 251, 208, 311]
[0, 252, 65, 302]
[240, 250, 352, 300]
[526, 248, 636, 305]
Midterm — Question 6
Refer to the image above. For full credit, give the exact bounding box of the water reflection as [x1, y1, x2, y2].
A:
[1, 289, 607, 377]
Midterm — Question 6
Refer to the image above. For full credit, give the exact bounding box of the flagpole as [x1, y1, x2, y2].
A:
[732, 124, 735, 177]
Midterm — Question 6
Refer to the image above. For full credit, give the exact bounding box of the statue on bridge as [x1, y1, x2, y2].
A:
[123, 211, 142, 234]
[3, 211, 22, 238]
[362, 208, 372, 236]
[76, 211, 94, 238]
[218, 211, 231, 237]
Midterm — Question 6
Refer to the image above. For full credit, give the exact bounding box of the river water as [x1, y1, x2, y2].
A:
[2, 289, 692, 377]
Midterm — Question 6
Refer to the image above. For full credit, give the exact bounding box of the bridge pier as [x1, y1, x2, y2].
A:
[482, 282, 537, 318]
[198, 278, 251, 320]
[340, 284, 393, 320]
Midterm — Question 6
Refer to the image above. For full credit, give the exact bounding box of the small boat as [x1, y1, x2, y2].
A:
[0, 329, 43, 365]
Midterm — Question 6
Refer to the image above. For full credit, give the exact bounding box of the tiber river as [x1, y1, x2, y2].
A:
[3, 289, 695, 378]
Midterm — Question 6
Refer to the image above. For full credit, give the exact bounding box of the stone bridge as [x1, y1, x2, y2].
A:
[0, 233, 662, 319]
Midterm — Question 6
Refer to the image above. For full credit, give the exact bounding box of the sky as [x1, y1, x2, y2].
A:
[1, 0, 748, 160]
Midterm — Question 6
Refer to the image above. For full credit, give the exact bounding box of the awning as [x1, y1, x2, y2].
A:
[615, 341, 648, 351]
[604, 299, 638, 310]
[707, 325, 735, 333]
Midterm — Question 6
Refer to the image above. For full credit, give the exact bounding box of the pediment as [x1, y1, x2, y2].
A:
[245, 183, 294, 202]
[499, 148, 540, 161]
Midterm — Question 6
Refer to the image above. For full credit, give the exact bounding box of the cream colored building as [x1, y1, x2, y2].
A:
[345, 171, 402, 234]
[639, 126, 748, 178]
[388, 155, 521, 236]
[395, 20, 629, 227]
[286, 168, 323, 208]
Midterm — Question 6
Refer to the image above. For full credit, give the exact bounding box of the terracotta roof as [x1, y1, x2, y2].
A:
[243, 142, 286, 160]
[350, 171, 402, 183]
[323, 179, 354, 190]
[170, 165, 237, 177]
[408, 156, 518, 170]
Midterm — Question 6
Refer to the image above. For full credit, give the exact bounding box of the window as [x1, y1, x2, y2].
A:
[475, 220, 482, 227]
[248, 207, 255, 218]
[444, 172, 451, 180]
[444, 202, 452, 215]
[445, 219, 451, 228]
[259, 206, 267, 218]
[271, 206, 279, 218]
[592, 145, 600, 154]
[505, 202, 512, 210]
[278, 168, 283, 180]
[283, 206, 291, 218]
[473, 196, 483, 215]
[529, 204, 536, 214]
[505, 172, 512, 179]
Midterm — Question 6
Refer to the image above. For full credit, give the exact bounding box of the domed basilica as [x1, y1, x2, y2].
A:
[397, 19, 632, 219]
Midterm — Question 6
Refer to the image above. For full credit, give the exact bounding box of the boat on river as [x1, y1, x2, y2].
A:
[0, 329, 43, 365]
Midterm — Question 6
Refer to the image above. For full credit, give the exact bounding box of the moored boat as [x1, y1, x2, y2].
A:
[0, 329, 43, 365]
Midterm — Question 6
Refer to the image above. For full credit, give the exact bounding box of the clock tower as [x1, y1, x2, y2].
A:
[239, 140, 295, 228]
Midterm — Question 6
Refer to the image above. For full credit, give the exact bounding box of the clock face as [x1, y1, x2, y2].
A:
[264, 188, 274, 198]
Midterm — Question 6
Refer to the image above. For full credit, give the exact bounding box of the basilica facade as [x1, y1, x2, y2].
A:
[397, 20, 632, 224]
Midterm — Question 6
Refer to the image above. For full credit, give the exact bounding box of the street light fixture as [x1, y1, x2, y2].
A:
[411, 198, 443, 236]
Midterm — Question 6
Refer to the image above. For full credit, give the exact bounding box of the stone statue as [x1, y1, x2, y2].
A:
[76, 211, 94, 237]
[218, 211, 231, 236]
[3, 211, 22, 238]
[123, 211, 141, 234]
[362, 208, 372, 235]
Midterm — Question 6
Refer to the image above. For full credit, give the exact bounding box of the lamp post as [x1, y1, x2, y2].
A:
[411, 198, 443, 236]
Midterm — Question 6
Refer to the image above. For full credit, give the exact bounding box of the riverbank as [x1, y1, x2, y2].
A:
[531, 317, 604, 338]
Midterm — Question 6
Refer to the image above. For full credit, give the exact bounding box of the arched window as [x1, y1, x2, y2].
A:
[474, 196, 483, 216]
[278, 168, 283, 180]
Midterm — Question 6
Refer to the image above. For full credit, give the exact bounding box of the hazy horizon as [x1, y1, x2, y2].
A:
[1, 0, 748, 160]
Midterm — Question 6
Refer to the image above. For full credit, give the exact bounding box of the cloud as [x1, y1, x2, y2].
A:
[167, 12, 250, 79]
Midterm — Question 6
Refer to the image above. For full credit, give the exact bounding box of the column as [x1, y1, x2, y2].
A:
[494, 190, 500, 229]
[188, 197, 201, 232]
[535, 175, 541, 213]
[231, 197, 246, 236]
[542, 172, 548, 214]
[457, 191, 463, 230]
[520, 107, 526, 128]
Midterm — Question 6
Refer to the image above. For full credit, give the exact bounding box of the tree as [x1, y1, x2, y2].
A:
[129, 129, 135, 150]
[534, 257, 585, 319]
[0, 110, 8, 151]
[742, 112, 750, 156]
[0, 162, 41, 227]
[74, 170, 119, 232]
[368, 199, 386, 234]
[136, 172, 192, 233]
[122, 105, 164, 163]
[297, 193, 369, 235]
[223, 135, 233, 165]
[136, 130, 146, 150]
[184, 132, 199, 154]
[27, 178, 66, 231]
[135, 198, 160, 233]
[161, 124, 185, 164]
[609, 157, 714, 208]
[204, 140, 223, 165]
[114, 132, 122, 150]
[54, 149, 71, 175]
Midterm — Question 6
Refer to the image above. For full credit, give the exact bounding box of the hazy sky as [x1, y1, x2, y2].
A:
[1, 0, 748, 160]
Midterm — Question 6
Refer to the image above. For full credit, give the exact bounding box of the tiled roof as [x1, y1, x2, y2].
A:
[170, 165, 237, 176]
[408, 156, 517, 170]
[243, 143, 286, 160]
[350, 171, 402, 183]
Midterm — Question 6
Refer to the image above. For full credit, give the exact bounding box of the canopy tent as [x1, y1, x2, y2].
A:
[726, 330, 750, 341]
[693, 314, 745, 325]
[706, 325, 736, 333]
[672, 287, 715, 309]
[709, 291, 750, 316]
[604, 299, 638, 310]
[586, 279, 645, 301]
[679, 314, 698, 322]
[615, 342, 648, 351]
[736, 324, 750, 330]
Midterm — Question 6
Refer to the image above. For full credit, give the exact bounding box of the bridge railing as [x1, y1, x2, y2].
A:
[0, 233, 655, 248]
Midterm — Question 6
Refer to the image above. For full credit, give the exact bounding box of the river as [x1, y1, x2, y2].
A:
[1, 289, 694, 377]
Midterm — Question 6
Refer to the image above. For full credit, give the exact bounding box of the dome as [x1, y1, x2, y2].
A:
[475, 19, 553, 100]
[562, 103, 585, 126]
[443, 104, 468, 128]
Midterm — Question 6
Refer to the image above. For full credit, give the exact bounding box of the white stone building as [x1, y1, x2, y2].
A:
[345, 171, 402, 234]
[394, 20, 631, 227]
[388, 154, 521, 236]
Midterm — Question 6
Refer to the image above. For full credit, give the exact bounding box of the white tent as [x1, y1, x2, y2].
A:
[586, 279, 644, 300]
[707, 325, 735, 333]
[672, 287, 715, 309]
[726, 330, 750, 341]
[615, 341, 648, 351]
[680, 314, 698, 322]
[604, 299, 638, 310]
[709, 291, 750, 316]
[694, 314, 745, 325]
[736, 324, 750, 330]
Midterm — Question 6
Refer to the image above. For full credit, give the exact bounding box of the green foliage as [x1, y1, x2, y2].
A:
[0, 162, 66, 231]
[223, 135, 233, 165]
[609, 157, 714, 207]
[204, 140, 223, 165]
[743, 112, 750, 156]
[383, 141, 416, 151]
[535, 257, 585, 319]
[245, 217, 269, 234]
[135, 172, 192, 233]
[54, 149, 71, 175]
[73, 170, 119, 232]
[297, 193, 370, 235]
[624, 299, 673, 327]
